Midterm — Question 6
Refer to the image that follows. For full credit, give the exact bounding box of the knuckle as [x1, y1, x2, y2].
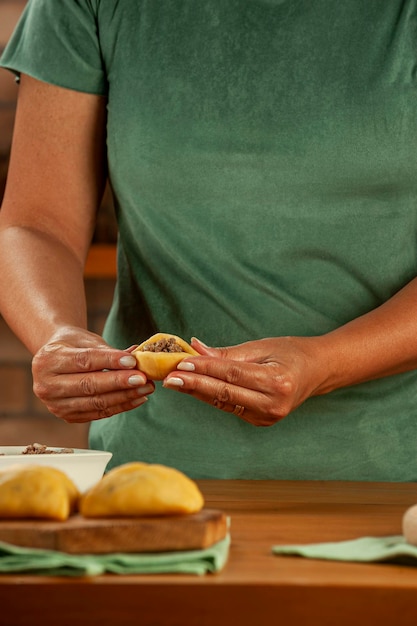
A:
[31, 351, 49, 377]
[79, 375, 96, 396]
[32, 343, 61, 370]
[90, 395, 106, 411]
[271, 372, 295, 397]
[89, 395, 113, 418]
[75, 349, 94, 371]
[213, 347, 229, 359]
[224, 364, 241, 385]
[33, 380, 49, 401]
[98, 406, 114, 419]
[215, 383, 233, 405]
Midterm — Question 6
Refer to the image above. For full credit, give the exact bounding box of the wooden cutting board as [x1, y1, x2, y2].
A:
[0, 508, 227, 554]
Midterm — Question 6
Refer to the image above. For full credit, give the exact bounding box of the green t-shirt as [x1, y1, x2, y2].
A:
[2, 0, 417, 480]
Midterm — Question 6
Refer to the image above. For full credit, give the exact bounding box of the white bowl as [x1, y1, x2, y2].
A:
[0, 446, 112, 493]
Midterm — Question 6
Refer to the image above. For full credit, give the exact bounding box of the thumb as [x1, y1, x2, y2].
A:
[190, 337, 218, 355]
[191, 337, 250, 361]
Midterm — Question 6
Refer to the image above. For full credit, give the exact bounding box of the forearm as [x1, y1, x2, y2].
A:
[312, 277, 417, 395]
[0, 225, 88, 354]
[162, 279, 417, 426]
[0, 76, 108, 355]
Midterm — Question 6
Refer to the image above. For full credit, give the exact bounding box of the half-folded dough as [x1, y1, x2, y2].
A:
[0, 465, 79, 521]
[80, 462, 204, 518]
[132, 333, 199, 380]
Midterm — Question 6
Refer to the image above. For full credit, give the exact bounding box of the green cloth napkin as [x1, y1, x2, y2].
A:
[0, 535, 230, 577]
[272, 536, 417, 567]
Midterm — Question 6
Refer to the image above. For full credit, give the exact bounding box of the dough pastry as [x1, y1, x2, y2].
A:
[0, 465, 79, 521]
[80, 462, 204, 518]
[132, 332, 199, 380]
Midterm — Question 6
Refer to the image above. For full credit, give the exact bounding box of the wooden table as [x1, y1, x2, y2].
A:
[2, 480, 417, 626]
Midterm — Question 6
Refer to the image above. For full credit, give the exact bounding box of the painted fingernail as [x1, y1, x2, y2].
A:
[120, 356, 137, 367]
[136, 383, 154, 395]
[132, 396, 148, 407]
[164, 377, 184, 388]
[128, 374, 146, 386]
[177, 361, 195, 372]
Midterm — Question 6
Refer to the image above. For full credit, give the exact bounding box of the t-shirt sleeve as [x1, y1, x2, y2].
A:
[0, 0, 107, 96]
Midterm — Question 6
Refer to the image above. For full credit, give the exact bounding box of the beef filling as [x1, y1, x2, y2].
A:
[22, 443, 74, 455]
[141, 337, 184, 353]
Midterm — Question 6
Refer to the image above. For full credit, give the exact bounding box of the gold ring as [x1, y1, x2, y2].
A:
[233, 404, 245, 417]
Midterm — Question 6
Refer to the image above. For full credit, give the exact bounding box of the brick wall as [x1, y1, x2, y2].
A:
[0, 0, 23, 202]
[0, 0, 117, 448]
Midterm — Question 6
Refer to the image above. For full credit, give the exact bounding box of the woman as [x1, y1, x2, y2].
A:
[1, 0, 417, 480]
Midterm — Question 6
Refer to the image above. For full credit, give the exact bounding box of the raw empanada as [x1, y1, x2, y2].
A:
[80, 462, 204, 518]
[132, 333, 199, 380]
[0, 465, 79, 521]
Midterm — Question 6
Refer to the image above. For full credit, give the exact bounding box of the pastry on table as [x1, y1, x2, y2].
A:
[80, 461, 204, 518]
[0, 465, 79, 521]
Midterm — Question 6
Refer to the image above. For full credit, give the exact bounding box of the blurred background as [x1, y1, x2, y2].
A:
[0, 0, 118, 447]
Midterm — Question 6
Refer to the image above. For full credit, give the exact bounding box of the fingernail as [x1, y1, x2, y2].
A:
[192, 336, 208, 347]
[163, 377, 184, 388]
[128, 374, 146, 386]
[177, 361, 195, 372]
[136, 383, 154, 395]
[132, 396, 148, 407]
[120, 356, 137, 367]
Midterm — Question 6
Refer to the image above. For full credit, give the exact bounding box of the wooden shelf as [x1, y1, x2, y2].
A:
[84, 244, 117, 278]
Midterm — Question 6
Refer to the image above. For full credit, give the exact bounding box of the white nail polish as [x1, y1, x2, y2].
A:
[128, 375, 145, 386]
[177, 361, 195, 371]
[164, 377, 184, 387]
[120, 356, 137, 367]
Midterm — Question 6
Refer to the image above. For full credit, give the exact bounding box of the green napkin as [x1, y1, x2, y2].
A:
[272, 536, 417, 566]
[0, 534, 230, 577]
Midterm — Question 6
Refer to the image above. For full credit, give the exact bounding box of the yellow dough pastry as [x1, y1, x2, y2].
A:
[0, 465, 79, 521]
[80, 462, 204, 518]
[132, 332, 199, 380]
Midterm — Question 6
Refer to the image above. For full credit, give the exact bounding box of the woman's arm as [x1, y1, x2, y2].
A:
[0, 75, 154, 422]
[163, 277, 417, 426]
[0, 74, 106, 350]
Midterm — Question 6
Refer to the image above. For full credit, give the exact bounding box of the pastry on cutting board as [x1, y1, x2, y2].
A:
[0, 465, 79, 521]
[80, 461, 204, 518]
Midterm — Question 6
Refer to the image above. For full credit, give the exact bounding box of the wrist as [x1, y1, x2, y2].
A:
[302, 334, 349, 396]
[305, 322, 409, 396]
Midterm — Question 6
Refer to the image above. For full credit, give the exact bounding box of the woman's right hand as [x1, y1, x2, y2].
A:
[32, 327, 155, 423]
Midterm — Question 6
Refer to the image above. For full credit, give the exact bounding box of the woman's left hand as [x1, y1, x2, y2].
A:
[163, 336, 326, 426]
